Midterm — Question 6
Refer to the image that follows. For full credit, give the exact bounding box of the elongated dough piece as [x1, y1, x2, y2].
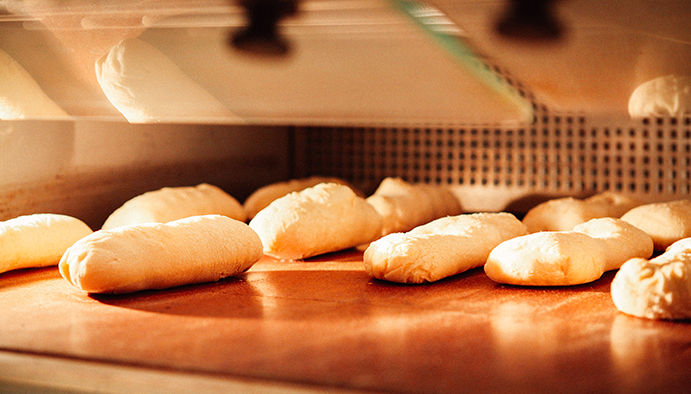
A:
[244, 176, 362, 219]
[611, 238, 691, 320]
[0, 214, 92, 274]
[522, 191, 642, 233]
[620, 199, 691, 251]
[102, 183, 246, 230]
[485, 218, 653, 286]
[96, 37, 240, 123]
[249, 183, 383, 260]
[366, 177, 462, 236]
[60, 215, 262, 294]
[0, 49, 70, 120]
[364, 213, 527, 283]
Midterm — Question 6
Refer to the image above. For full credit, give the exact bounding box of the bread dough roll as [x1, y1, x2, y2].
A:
[583, 192, 642, 218]
[60, 215, 262, 294]
[628, 75, 691, 118]
[364, 213, 527, 283]
[620, 199, 691, 251]
[0, 214, 92, 274]
[485, 218, 653, 286]
[244, 176, 362, 219]
[611, 238, 691, 320]
[249, 182, 383, 260]
[96, 37, 240, 123]
[102, 183, 246, 230]
[366, 177, 462, 236]
[522, 191, 641, 233]
[0, 49, 70, 120]
[573, 217, 654, 272]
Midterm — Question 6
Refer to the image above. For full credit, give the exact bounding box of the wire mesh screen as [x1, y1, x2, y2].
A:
[294, 115, 691, 213]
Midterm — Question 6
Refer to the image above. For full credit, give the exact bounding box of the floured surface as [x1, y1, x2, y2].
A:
[0, 251, 690, 394]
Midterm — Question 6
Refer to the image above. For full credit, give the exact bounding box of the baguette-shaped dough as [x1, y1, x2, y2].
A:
[244, 176, 361, 219]
[522, 191, 641, 233]
[102, 183, 246, 230]
[485, 218, 653, 286]
[364, 213, 527, 283]
[60, 215, 262, 294]
[0, 49, 70, 120]
[366, 177, 462, 236]
[249, 183, 383, 260]
[96, 37, 240, 123]
[0, 214, 92, 274]
[620, 199, 691, 251]
[611, 238, 691, 320]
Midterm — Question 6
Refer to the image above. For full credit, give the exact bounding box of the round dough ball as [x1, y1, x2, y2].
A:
[620, 199, 691, 251]
[611, 238, 691, 320]
[628, 75, 691, 118]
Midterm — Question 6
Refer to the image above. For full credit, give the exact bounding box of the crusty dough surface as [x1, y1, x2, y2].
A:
[244, 176, 361, 219]
[611, 238, 691, 320]
[60, 215, 262, 294]
[620, 199, 691, 251]
[485, 218, 653, 286]
[96, 37, 240, 123]
[0, 214, 92, 274]
[366, 177, 462, 236]
[0, 49, 70, 120]
[249, 182, 383, 260]
[628, 75, 691, 118]
[522, 192, 641, 233]
[102, 183, 246, 230]
[364, 213, 527, 283]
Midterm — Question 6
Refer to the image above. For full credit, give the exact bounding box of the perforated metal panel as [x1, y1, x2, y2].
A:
[294, 114, 691, 213]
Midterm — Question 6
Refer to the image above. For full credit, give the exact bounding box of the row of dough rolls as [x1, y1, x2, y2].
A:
[6, 175, 691, 318]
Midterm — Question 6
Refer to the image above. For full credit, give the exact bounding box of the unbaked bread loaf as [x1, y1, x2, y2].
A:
[0, 214, 92, 274]
[244, 176, 362, 219]
[522, 191, 641, 233]
[96, 37, 240, 123]
[628, 75, 691, 118]
[620, 199, 691, 251]
[102, 183, 246, 230]
[249, 182, 383, 260]
[60, 215, 262, 294]
[364, 212, 527, 283]
[0, 49, 70, 120]
[485, 218, 653, 286]
[366, 177, 462, 236]
[611, 238, 691, 320]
